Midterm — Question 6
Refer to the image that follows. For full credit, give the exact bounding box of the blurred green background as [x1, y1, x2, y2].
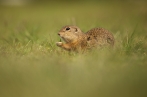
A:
[0, 0, 147, 97]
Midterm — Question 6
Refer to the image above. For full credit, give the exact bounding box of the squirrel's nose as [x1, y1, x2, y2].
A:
[58, 33, 60, 36]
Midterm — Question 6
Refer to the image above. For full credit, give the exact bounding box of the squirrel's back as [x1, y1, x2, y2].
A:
[85, 28, 114, 47]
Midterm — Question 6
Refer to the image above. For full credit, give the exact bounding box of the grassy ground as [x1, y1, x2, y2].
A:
[0, 1, 147, 97]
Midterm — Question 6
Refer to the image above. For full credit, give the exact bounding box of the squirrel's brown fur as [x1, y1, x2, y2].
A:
[56, 25, 114, 52]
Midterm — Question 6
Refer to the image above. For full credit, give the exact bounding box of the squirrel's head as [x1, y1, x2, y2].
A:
[58, 25, 83, 43]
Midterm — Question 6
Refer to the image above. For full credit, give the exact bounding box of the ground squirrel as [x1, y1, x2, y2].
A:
[56, 25, 114, 52]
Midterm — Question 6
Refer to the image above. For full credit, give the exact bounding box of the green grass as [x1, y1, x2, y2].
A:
[0, 1, 147, 97]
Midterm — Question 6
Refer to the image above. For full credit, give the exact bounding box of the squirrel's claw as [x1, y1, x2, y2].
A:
[56, 42, 63, 47]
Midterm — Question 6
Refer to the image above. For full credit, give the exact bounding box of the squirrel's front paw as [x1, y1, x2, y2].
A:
[56, 42, 63, 47]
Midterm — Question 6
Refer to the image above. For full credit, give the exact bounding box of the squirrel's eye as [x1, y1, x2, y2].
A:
[75, 28, 78, 32]
[66, 27, 70, 30]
